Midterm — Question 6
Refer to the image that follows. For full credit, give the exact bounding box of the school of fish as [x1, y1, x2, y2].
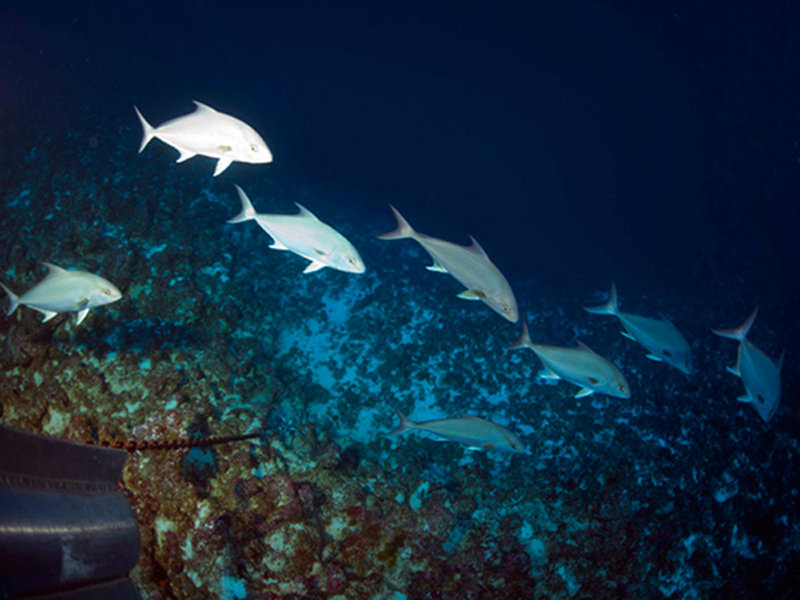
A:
[0, 100, 786, 455]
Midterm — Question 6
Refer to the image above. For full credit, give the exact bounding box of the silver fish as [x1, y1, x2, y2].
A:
[227, 186, 365, 274]
[389, 408, 526, 453]
[584, 283, 692, 375]
[509, 321, 630, 398]
[135, 101, 272, 176]
[0, 263, 122, 325]
[377, 205, 518, 322]
[713, 307, 783, 423]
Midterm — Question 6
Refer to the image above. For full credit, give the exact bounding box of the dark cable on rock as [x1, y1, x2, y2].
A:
[82, 431, 261, 452]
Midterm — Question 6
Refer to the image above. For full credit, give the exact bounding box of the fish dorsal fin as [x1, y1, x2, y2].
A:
[459, 413, 480, 421]
[575, 339, 596, 354]
[42, 262, 68, 278]
[468, 235, 489, 259]
[294, 203, 320, 221]
[777, 349, 786, 371]
[192, 100, 218, 114]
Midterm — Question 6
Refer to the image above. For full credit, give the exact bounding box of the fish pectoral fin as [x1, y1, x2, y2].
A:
[217, 144, 232, 152]
[313, 248, 329, 257]
[457, 289, 486, 301]
[725, 366, 741, 377]
[75, 308, 90, 326]
[425, 260, 448, 273]
[574, 387, 595, 398]
[645, 354, 663, 362]
[175, 148, 197, 163]
[620, 330, 636, 341]
[303, 260, 326, 274]
[537, 368, 561, 381]
[213, 157, 233, 176]
[736, 395, 752, 404]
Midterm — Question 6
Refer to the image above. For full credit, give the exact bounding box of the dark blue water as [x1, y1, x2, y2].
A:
[1, 2, 799, 598]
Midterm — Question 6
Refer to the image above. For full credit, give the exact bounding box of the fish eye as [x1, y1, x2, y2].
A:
[503, 306, 510, 315]
[250, 143, 259, 152]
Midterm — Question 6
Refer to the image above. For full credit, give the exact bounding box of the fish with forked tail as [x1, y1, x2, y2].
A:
[508, 320, 630, 398]
[134, 101, 272, 176]
[584, 283, 692, 375]
[389, 408, 527, 453]
[227, 185, 365, 274]
[0, 263, 122, 325]
[377, 205, 518, 322]
[713, 307, 783, 423]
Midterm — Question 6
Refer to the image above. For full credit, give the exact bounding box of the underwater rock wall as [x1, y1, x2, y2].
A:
[1, 102, 799, 598]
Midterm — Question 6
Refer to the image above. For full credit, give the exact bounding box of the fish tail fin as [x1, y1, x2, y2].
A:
[584, 282, 619, 315]
[227, 185, 258, 223]
[133, 105, 155, 153]
[712, 306, 758, 342]
[389, 407, 415, 435]
[0, 282, 19, 315]
[507, 320, 533, 350]
[376, 205, 415, 240]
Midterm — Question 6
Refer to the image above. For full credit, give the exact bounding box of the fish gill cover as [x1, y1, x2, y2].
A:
[1, 1, 799, 599]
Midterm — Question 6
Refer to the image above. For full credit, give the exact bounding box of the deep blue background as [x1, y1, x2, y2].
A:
[1, 0, 798, 302]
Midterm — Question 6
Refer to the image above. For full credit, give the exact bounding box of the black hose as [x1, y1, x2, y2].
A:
[0, 425, 140, 600]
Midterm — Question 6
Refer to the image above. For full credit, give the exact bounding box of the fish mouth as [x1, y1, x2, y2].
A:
[615, 385, 631, 399]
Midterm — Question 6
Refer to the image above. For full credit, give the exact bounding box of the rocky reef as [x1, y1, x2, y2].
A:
[2, 101, 800, 599]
